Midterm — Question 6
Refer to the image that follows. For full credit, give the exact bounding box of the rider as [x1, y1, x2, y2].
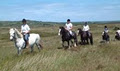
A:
[21, 19, 30, 49]
[83, 22, 90, 36]
[102, 26, 109, 35]
[65, 19, 73, 37]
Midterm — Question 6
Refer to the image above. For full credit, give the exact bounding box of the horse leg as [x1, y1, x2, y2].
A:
[108, 35, 110, 41]
[36, 43, 43, 52]
[83, 38, 85, 45]
[17, 49, 20, 55]
[102, 35, 104, 40]
[86, 38, 89, 44]
[81, 36, 84, 45]
[89, 36, 93, 45]
[74, 38, 77, 47]
[30, 45, 34, 53]
[67, 41, 70, 49]
[81, 39, 84, 45]
[86, 32, 89, 44]
[71, 40, 74, 47]
[17, 47, 22, 55]
[62, 41, 65, 48]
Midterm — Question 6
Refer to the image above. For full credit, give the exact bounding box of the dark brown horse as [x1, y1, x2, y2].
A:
[77, 28, 93, 45]
[58, 26, 78, 49]
[102, 32, 110, 42]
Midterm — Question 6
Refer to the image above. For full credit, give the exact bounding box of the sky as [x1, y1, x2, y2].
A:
[0, 0, 120, 22]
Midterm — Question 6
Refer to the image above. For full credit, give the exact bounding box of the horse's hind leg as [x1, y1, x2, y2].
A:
[90, 37, 93, 45]
[67, 41, 71, 49]
[71, 40, 74, 47]
[36, 43, 42, 52]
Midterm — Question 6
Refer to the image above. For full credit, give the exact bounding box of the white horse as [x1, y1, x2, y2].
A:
[9, 28, 42, 55]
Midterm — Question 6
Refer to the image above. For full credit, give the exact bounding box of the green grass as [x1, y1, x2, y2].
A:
[0, 23, 120, 71]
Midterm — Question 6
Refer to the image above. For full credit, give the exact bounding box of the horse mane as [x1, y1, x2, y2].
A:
[14, 28, 23, 38]
[78, 28, 83, 34]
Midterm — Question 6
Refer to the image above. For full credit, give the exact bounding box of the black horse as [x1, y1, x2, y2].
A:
[59, 26, 78, 49]
[77, 28, 93, 45]
[102, 32, 110, 42]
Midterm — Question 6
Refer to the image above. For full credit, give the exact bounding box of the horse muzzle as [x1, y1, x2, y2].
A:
[10, 37, 13, 41]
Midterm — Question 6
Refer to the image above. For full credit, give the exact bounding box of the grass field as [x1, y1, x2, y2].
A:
[0, 23, 120, 71]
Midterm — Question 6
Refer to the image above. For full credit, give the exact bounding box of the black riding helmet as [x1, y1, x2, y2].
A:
[104, 26, 107, 28]
[22, 19, 26, 23]
[67, 19, 70, 22]
[85, 22, 88, 25]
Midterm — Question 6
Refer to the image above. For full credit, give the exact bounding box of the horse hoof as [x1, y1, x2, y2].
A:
[68, 46, 71, 49]
[74, 44, 77, 47]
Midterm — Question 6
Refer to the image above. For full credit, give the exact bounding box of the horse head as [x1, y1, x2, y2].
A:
[9, 28, 15, 41]
[58, 26, 66, 36]
[77, 28, 83, 35]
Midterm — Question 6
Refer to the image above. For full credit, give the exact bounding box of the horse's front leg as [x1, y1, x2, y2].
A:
[86, 37, 89, 44]
[30, 45, 34, 53]
[83, 38, 85, 45]
[71, 40, 74, 47]
[74, 36, 78, 47]
[67, 41, 70, 49]
[17, 47, 22, 55]
[62, 41, 65, 48]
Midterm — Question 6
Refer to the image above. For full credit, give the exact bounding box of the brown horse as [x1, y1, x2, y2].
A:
[77, 28, 93, 45]
[102, 31, 110, 42]
[58, 26, 78, 49]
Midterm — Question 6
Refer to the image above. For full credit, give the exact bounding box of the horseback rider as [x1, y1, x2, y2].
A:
[65, 19, 73, 37]
[21, 19, 30, 49]
[102, 26, 109, 35]
[83, 22, 90, 37]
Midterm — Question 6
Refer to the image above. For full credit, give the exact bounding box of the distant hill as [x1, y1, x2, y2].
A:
[0, 20, 120, 27]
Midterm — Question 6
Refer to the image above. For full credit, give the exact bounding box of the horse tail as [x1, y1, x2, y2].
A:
[36, 34, 43, 49]
[89, 33, 93, 45]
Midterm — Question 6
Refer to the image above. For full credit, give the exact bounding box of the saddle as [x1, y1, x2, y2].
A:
[83, 31, 90, 37]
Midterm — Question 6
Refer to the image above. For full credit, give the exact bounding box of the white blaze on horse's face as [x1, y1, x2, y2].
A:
[58, 29, 61, 36]
[9, 28, 15, 41]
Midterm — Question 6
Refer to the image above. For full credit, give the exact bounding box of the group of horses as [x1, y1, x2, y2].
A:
[9, 27, 93, 55]
[58, 26, 93, 49]
[9, 27, 120, 55]
[58, 26, 120, 49]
